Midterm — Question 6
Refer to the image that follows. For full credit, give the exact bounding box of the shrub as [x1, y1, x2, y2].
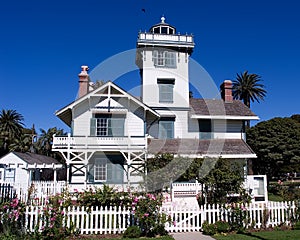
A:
[215, 221, 230, 233]
[131, 193, 170, 237]
[123, 226, 141, 238]
[293, 221, 300, 230]
[0, 198, 26, 238]
[202, 221, 217, 235]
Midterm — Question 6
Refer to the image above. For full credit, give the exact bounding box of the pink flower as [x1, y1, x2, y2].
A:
[50, 217, 56, 221]
[144, 213, 149, 217]
[61, 211, 65, 215]
[173, 221, 176, 226]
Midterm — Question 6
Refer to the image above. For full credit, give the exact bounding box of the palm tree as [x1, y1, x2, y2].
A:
[232, 71, 267, 109]
[232, 71, 266, 175]
[0, 109, 25, 150]
[9, 134, 32, 152]
[36, 127, 66, 158]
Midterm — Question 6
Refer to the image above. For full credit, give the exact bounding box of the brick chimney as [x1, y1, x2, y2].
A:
[220, 80, 233, 102]
[78, 65, 89, 98]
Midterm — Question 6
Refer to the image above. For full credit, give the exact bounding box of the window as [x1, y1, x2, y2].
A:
[158, 79, 175, 103]
[4, 168, 15, 182]
[88, 155, 124, 184]
[90, 114, 125, 137]
[153, 50, 176, 68]
[94, 158, 107, 182]
[159, 118, 175, 139]
[199, 119, 213, 139]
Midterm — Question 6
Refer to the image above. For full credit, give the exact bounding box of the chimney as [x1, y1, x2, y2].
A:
[78, 65, 89, 98]
[220, 80, 233, 102]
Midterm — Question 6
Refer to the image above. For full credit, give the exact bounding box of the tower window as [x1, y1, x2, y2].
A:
[153, 50, 176, 68]
[157, 78, 175, 103]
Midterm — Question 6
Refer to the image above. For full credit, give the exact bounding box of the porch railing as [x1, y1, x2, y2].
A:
[52, 134, 146, 150]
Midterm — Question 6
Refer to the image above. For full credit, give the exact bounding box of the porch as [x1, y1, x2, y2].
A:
[52, 134, 147, 151]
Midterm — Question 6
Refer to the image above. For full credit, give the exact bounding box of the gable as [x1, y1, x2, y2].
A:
[56, 81, 159, 126]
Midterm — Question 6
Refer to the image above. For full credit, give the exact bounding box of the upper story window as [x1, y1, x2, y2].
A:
[90, 114, 125, 137]
[158, 78, 175, 103]
[153, 50, 176, 68]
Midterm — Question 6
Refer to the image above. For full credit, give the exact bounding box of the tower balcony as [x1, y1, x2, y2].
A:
[137, 32, 194, 48]
[52, 134, 147, 151]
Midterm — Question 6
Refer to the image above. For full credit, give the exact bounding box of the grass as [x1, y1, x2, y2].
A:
[268, 193, 284, 202]
[213, 230, 300, 240]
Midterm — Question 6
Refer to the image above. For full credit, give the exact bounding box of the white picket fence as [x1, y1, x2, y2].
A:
[12, 181, 67, 204]
[23, 201, 296, 234]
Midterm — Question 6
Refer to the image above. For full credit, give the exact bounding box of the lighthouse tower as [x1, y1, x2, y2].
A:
[136, 16, 194, 109]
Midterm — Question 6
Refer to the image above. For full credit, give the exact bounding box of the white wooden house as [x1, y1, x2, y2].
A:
[52, 17, 264, 198]
[0, 152, 64, 199]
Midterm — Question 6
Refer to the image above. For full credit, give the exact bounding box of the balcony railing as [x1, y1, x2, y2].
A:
[52, 134, 147, 150]
[138, 33, 194, 46]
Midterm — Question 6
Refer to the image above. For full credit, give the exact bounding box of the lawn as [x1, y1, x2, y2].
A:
[213, 230, 300, 240]
[67, 235, 174, 240]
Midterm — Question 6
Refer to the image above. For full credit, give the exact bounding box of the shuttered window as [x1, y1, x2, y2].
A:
[88, 156, 124, 184]
[90, 115, 125, 137]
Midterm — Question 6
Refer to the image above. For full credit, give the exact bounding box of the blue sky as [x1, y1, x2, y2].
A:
[1, 0, 300, 133]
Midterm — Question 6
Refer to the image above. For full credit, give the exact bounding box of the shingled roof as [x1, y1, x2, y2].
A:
[12, 152, 62, 165]
[190, 99, 257, 117]
[147, 138, 256, 157]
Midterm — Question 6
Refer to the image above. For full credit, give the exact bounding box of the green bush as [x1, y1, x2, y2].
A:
[293, 221, 300, 230]
[215, 221, 231, 233]
[123, 226, 142, 238]
[202, 221, 217, 235]
[151, 224, 168, 237]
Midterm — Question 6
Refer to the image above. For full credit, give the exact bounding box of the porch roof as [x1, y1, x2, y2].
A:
[147, 139, 256, 158]
[4, 152, 64, 169]
[189, 99, 259, 120]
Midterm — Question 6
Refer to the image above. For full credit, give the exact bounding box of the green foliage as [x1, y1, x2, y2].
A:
[226, 204, 249, 232]
[202, 221, 217, 235]
[132, 193, 170, 237]
[247, 116, 300, 180]
[123, 226, 142, 238]
[268, 182, 300, 201]
[198, 158, 250, 205]
[76, 185, 133, 209]
[0, 198, 26, 238]
[232, 71, 267, 108]
[146, 154, 194, 191]
[215, 221, 231, 233]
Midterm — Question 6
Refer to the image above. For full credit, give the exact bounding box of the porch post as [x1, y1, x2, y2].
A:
[53, 167, 57, 194]
[127, 152, 131, 188]
[66, 164, 70, 183]
[84, 164, 87, 189]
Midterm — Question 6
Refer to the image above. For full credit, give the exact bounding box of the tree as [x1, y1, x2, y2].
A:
[9, 134, 32, 153]
[146, 155, 248, 204]
[232, 71, 267, 109]
[247, 116, 300, 181]
[36, 127, 66, 160]
[0, 109, 25, 152]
